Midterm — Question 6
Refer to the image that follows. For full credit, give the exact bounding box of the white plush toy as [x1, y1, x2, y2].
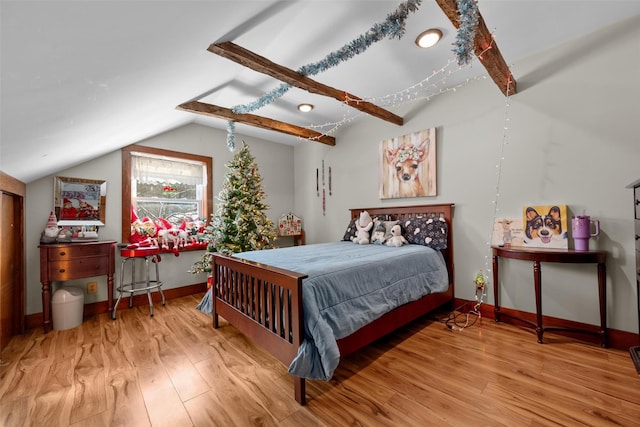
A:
[352, 210, 373, 244]
[386, 224, 408, 247]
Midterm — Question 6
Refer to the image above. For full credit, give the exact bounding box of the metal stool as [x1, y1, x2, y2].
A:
[112, 246, 166, 319]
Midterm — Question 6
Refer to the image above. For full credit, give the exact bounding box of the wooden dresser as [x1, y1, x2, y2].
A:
[39, 240, 116, 332]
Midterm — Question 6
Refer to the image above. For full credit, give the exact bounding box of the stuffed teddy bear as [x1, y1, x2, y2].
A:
[371, 223, 387, 245]
[352, 210, 373, 244]
[386, 224, 408, 247]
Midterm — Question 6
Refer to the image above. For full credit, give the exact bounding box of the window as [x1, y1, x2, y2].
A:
[121, 145, 213, 248]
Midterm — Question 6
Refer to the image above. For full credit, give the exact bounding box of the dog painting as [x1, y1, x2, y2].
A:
[522, 204, 568, 249]
[379, 128, 436, 199]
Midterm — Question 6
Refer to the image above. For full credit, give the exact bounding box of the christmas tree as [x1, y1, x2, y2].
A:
[190, 142, 277, 274]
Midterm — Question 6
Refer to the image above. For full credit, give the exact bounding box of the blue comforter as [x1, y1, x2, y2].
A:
[235, 241, 449, 380]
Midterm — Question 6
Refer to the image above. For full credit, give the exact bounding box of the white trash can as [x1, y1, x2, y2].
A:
[52, 286, 84, 330]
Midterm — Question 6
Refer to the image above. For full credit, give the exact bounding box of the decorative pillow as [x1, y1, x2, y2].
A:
[402, 216, 448, 250]
[371, 218, 399, 242]
[342, 218, 358, 241]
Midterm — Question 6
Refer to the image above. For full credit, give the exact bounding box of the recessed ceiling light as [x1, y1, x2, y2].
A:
[415, 29, 442, 48]
[298, 103, 314, 112]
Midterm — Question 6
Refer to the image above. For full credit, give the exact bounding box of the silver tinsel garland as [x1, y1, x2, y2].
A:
[226, 121, 235, 151]
[452, 0, 479, 65]
[225, 0, 480, 145]
[231, 0, 422, 115]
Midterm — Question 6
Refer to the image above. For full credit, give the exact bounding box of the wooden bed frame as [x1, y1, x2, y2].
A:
[211, 203, 455, 404]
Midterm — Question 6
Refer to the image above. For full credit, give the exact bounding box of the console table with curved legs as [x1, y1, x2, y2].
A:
[492, 245, 608, 347]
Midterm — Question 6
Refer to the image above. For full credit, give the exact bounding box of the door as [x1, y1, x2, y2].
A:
[0, 190, 24, 350]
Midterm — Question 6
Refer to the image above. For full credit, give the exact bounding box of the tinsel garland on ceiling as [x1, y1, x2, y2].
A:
[453, 0, 479, 65]
[232, 0, 422, 116]
[226, 0, 422, 150]
[226, 121, 235, 152]
[225, 0, 479, 150]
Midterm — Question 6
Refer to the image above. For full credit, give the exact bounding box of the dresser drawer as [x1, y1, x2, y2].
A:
[47, 257, 110, 281]
[47, 243, 111, 260]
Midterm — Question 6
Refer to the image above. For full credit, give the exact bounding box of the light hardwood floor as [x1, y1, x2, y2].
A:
[1, 293, 638, 426]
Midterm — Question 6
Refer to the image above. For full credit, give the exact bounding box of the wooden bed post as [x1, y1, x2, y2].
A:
[294, 376, 306, 405]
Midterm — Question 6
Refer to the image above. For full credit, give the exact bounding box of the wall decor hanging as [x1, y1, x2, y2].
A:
[379, 128, 436, 199]
[54, 176, 106, 226]
[316, 161, 331, 215]
[278, 212, 303, 236]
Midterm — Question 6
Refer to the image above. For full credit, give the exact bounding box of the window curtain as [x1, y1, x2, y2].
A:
[132, 154, 204, 186]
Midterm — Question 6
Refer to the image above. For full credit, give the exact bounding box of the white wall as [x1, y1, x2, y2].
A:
[25, 123, 294, 315]
[294, 16, 640, 334]
[24, 16, 639, 336]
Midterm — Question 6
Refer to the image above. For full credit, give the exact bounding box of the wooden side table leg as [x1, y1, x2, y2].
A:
[493, 254, 501, 322]
[533, 261, 544, 343]
[597, 262, 608, 347]
[42, 280, 52, 333]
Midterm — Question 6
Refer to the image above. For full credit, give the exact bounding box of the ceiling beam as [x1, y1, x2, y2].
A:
[436, 0, 517, 96]
[208, 41, 404, 126]
[177, 101, 336, 146]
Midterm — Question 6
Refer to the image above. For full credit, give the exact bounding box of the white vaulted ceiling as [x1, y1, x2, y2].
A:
[2, 0, 639, 183]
